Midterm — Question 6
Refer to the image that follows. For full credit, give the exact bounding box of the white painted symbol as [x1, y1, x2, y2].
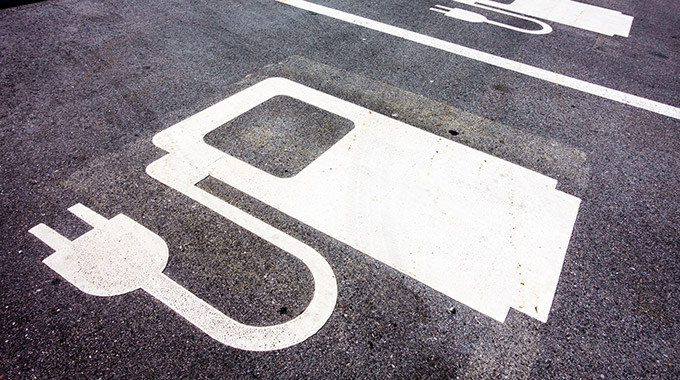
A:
[277, 0, 680, 120]
[431, 4, 552, 35]
[30, 203, 337, 351]
[147, 77, 581, 323]
[433, 0, 633, 37]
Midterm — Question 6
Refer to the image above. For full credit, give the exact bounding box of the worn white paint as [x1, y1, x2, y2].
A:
[30, 203, 337, 351]
[450, 0, 633, 37]
[277, 0, 680, 121]
[147, 77, 581, 323]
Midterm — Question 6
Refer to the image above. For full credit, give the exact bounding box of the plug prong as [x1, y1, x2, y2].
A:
[430, 5, 452, 14]
[29, 223, 72, 253]
[68, 203, 109, 229]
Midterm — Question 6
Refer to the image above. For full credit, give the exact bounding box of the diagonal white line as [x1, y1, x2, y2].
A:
[277, 0, 680, 121]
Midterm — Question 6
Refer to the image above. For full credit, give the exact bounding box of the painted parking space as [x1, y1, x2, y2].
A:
[2, 0, 678, 378]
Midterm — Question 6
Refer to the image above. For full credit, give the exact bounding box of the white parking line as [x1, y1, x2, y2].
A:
[277, 0, 680, 121]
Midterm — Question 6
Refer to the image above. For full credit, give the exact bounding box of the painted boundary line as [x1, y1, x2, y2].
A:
[277, 0, 680, 121]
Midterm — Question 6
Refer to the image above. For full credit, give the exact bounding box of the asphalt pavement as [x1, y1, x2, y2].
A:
[1, 0, 678, 378]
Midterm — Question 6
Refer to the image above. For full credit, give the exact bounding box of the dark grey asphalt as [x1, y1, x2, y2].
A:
[1, 0, 678, 378]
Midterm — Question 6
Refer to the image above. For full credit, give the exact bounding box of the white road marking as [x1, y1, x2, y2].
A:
[147, 77, 582, 323]
[277, 0, 680, 121]
[450, 0, 633, 37]
[431, 4, 553, 35]
[30, 203, 337, 351]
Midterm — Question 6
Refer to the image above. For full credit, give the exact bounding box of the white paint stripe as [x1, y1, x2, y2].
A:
[277, 0, 680, 120]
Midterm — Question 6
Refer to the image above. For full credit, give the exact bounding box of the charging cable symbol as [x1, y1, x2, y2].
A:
[30, 204, 337, 351]
[430, 4, 552, 35]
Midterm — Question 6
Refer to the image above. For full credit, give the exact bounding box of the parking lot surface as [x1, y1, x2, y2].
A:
[1, 0, 678, 378]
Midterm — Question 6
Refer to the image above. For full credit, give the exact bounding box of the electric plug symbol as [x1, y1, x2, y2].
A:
[30, 204, 168, 296]
[30, 203, 337, 351]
